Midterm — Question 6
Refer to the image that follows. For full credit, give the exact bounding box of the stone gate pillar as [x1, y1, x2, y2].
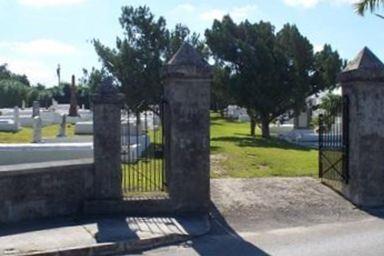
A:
[339, 47, 384, 207]
[92, 78, 124, 200]
[163, 43, 212, 213]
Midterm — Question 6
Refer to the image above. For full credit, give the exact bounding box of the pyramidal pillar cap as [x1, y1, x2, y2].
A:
[338, 47, 384, 83]
[162, 42, 212, 79]
[92, 76, 125, 104]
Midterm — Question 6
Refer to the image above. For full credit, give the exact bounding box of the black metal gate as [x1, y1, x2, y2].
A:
[319, 95, 349, 187]
[121, 101, 166, 195]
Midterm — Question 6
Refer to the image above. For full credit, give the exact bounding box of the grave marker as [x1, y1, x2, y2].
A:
[32, 101, 40, 117]
[13, 106, 20, 130]
[32, 116, 42, 143]
[57, 114, 67, 137]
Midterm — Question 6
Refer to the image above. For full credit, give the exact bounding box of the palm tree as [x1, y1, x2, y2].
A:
[355, 0, 384, 17]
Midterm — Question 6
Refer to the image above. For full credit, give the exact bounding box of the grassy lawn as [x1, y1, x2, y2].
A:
[0, 114, 318, 180]
[210, 113, 318, 178]
[0, 124, 75, 143]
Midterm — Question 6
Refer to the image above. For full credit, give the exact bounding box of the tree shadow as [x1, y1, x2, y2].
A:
[210, 121, 224, 126]
[210, 116, 224, 122]
[211, 115, 240, 124]
[211, 135, 313, 152]
[210, 145, 222, 153]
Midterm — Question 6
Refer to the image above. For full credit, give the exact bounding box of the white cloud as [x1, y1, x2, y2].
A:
[0, 57, 56, 85]
[314, 43, 324, 52]
[0, 39, 77, 56]
[283, 0, 359, 8]
[0, 39, 79, 85]
[200, 9, 226, 21]
[200, 4, 259, 22]
[231, 5, 258, 21]
[283, 0, 319, 8]
[172, 3, 196, 13]
[18, 0, 87, 7]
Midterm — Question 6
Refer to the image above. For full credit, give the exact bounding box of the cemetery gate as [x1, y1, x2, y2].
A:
[121, 100, 166, 196]
[319, 95, 349, 188]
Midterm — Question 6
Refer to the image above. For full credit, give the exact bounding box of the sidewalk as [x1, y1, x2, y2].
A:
[0, 215, 210, 256]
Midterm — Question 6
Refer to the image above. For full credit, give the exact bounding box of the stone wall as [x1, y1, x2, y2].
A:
[0, 143, 93, 165]
[0, 159, 94, 224]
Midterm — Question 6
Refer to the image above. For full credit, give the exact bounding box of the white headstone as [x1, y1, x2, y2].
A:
[298, 111, 309, 128]
[32, 116, 42, 143]
[21, 100, 26, 109]
[52, 99, 58, 109]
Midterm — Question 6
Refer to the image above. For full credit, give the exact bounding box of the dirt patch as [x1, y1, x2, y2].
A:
[210, 154, 228, 177]
[211, 177, 370, 232]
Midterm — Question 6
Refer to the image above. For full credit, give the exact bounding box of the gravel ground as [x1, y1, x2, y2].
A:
[211, 177, 369, 232]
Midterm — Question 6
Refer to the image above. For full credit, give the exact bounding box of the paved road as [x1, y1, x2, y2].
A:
[141, 215, 384, 256]
[137, 178, 384, 256]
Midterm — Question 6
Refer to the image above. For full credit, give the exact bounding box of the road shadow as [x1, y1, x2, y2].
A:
[94, 216, 138, 243]
[178, 203, 270, 256]
[0, 216, 85, 237]
[360, 207, 384, 220]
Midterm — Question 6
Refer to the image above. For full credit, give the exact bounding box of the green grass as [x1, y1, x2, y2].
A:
[122, 159, 165, 195]
[1, 114, 317, 187]
[210, 113, 318, 178]
[122, 113, 319, 194]
[122, 127, 165, 195]
[0, 124, 75, 143]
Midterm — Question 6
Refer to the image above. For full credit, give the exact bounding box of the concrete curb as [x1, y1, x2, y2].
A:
[18, 218, 211, 256]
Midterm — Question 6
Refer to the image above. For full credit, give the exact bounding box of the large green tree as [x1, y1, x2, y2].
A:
[211, 64, 233, 115]
[0, 64, 30, 86]
[318, 93, 342, 130]
[205, 16, 342, 138]
[0, 79, 29, 108]
[93, 6, 205, 111]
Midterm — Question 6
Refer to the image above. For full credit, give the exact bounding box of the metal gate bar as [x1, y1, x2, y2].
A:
[121, 102, 166, 195]
[319, 95, 349, 184]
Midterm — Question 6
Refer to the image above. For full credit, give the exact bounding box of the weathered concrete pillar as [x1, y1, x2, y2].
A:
[32, 116, 42, 143]
[162, 43, 212, 213]
[339, 47, 384, 207]
[92, 77, 125, 200]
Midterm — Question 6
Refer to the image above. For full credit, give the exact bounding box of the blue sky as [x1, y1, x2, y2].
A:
[0, 0, 382, 86]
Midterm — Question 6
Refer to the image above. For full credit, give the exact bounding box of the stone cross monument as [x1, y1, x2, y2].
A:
[69, 75, 78, 117]
[338, 47, 384, 207]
